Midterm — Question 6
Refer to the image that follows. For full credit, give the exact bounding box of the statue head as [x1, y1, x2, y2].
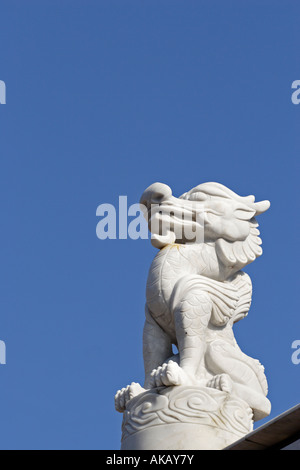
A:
[140, 182, 270, 269]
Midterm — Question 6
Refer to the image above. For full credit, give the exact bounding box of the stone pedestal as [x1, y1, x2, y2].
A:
[121, 386, 253, 450]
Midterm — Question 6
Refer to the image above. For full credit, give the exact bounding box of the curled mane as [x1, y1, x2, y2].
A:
[180, 182, 267, 267]
[216, 219, 262, 267]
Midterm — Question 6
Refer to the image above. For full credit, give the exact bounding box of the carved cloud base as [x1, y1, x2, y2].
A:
[121, 385, 253, 450]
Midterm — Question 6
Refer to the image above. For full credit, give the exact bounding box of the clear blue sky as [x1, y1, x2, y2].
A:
[0, 0, 299, 450]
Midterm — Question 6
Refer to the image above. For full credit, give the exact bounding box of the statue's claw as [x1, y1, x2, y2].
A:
[147, 360, 198, 388]
[147, 361, 183, 388]
[115, 382, 145, 412]
[206, 373, 233, 393]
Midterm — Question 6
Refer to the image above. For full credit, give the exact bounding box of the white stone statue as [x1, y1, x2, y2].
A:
[115, 182, 271, 450]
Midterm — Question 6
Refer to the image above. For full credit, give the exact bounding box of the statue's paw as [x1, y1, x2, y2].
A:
[207, 373, 233, 394]
[115, 382, 145, 413]
[147, 360, 190, 388]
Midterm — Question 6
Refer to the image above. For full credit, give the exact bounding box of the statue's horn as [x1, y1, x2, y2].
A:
[242, 195, 255, 203]
[253, 200, 271, 215]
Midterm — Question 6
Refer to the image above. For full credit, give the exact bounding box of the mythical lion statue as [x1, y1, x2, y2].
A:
[115, 182, 271, 422]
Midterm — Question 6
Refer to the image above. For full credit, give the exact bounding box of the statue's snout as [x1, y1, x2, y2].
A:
[140, 183, 172, 209]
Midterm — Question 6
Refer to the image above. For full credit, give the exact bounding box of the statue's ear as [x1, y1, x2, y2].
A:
[234, 204, 256, 221]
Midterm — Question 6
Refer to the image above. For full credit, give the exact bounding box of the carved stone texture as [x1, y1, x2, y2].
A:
[121, 385, 253, 450]
[115, 182, 271, 450]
